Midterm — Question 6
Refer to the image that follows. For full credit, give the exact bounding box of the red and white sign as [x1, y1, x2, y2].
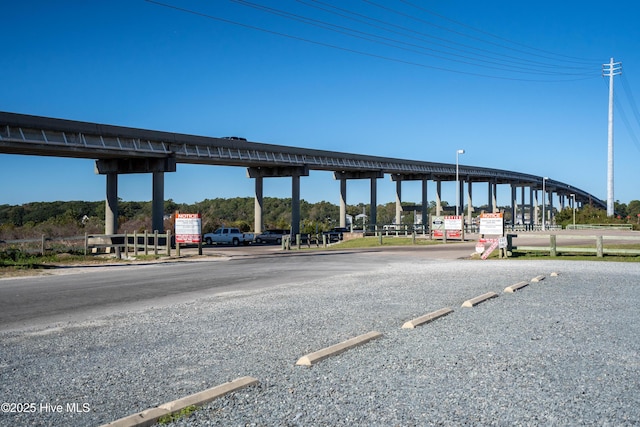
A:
[446, 230, 461, 238]
[444, 215, 462, 230]
[481, 239, 499, 259]
[175, 213, 202, 243]
[445, 215, 463, 238]
[479, 212, 504, 236]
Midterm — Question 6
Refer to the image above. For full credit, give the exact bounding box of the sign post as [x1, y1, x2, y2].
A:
[478, 213, 504, 259]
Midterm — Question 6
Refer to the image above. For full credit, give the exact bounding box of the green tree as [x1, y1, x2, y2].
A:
[627, 200, 640, 219]
[9, 206, 25, 226]
[614, 200, 628, 218]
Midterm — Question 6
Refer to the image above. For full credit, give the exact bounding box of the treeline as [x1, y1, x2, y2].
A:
[555, 201, 640, 228]
[0, 197, 365, 239]
[1, 198, 639, 239]
[0, 196, 443, 239]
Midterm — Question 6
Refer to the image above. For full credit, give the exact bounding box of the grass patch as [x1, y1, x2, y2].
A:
[131, 254, 165, 261]
[1, 252, 93, 268]
[0, 249, 124, 277]
[328, 236, 452, 249]
[157, 405, 198, 424]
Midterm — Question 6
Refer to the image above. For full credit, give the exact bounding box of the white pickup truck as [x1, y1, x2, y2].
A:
[203, 227, 254, 246]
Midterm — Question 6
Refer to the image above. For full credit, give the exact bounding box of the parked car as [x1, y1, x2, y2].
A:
[203, 227, 254, 246]
[322, 227, 350, 242]
[254, 229, 289, 244]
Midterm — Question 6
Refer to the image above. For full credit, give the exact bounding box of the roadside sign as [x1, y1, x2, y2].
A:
[479, 213, 504, 236]
[481, 239, 499, 259]
[431, 215, 445, 238]
[175, 213, 202, 243]
[445, 215, 464, 239]
[432, 215, 464, 240]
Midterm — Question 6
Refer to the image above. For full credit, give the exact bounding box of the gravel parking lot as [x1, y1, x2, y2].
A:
[1, 256, 639, 426]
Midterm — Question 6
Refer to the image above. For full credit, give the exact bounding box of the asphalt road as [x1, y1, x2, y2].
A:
[2, 228, 637, 332]
[0, 244, 477, 332]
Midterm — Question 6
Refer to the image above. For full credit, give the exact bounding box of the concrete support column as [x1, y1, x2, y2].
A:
[96, 157, 176, 235]
[105, 173, 118, 235]
[534, 189, 539, 225]
[510, 184, 517, 227]
[520, 186, 526, 226]
[152, 172, 164, 233]
[395, 179, 402, 226]
[249, 166, 308, 237]
[339, 178, 347, 228]
[435, 181, 442, 216]
[334, 170, 381, 232]
[421, 179, 428, 228]
[487, 181, 493, 213]
[466, 182, 473, 228]
[292, 175, 301, 236]
[254, 176, 263, 234]
[529, 187, 534, 226]
[492, 181, 498, 213]
[549, 191, 554, 224]
[370, 177, 378, 229]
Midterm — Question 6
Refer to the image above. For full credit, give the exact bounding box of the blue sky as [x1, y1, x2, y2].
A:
[2, 0, 639, 208]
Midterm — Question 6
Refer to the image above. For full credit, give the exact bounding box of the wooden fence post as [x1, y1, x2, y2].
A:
[597, 235, 604, 257]
[154, 230, 158, 256]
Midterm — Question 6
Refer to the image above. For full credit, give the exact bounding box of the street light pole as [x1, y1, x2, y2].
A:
[542, 177, 548, 231]
[456, 149, 465, 216]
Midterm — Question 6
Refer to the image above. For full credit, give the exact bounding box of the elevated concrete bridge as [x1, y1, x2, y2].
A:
[0, 112, 605, 235]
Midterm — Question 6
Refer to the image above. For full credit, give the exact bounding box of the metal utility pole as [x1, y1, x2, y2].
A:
[602, 58, 622, 217]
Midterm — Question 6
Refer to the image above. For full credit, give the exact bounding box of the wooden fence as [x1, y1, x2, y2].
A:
[1, 231, 172, 258]
[507, 233, 640, 257]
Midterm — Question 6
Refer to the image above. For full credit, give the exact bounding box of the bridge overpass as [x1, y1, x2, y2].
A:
[0, 111, 605, 235]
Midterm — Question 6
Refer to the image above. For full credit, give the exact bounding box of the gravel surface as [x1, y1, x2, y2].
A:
[1, 257, 640, 426]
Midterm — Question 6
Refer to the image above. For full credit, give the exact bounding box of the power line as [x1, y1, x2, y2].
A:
[296, 0, 594, 73]
[396, 0, 600, 64]
[234, 0, 592, 76]
[620, 73, 640, 132]
[363, 0, 598, 67]
[609, 78, 640, 152]
[144, 0, 599, 82]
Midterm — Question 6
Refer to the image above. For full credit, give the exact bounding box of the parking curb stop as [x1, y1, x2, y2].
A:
[296, 331, 382, 366]
[402, 307, 453, 329]
[462, 292, 498, 308]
